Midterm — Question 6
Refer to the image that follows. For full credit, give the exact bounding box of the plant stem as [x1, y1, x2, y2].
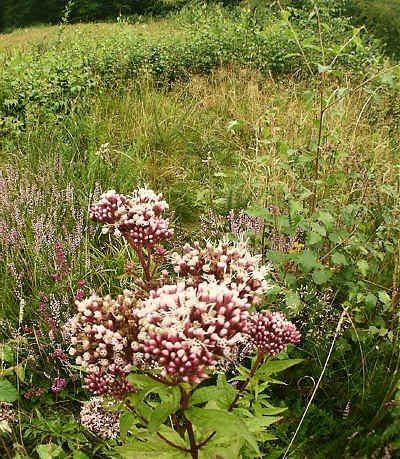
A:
[180, 386, 198, 459]
[228, 350, 265, 412]
[198, 351, 265, 450]
[124, 400, 190, 453]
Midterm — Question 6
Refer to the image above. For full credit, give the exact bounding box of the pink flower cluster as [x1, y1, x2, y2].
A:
[171, 240, 271, 304]
[0, 402, 16, 423]
[132, 281, 250, 383]
[68, 292, 137, 397]
[89, 188, 173, 249]
[24, 387, 46, 400]
[51, 377, 66, 393]
[80, 397, 121, 439]
[246, 312, 301, 355]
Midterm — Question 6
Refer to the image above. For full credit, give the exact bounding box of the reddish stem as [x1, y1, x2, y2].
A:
[197, 351, 265, 450]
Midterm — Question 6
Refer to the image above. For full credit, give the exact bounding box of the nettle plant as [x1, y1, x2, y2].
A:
[69, 187, 301, 459]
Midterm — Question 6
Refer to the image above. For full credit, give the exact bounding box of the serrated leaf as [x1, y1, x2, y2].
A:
[260, 359, 303, 376]
[190, 386, 222, 406]
[245, 415, 281, 432]
[36, 444, 64, 459]
[0, 378, 18, 402]
[186, 407, 260, 455]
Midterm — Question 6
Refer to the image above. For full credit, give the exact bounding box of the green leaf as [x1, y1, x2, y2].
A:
[297, 250, 320, 272]
[120, 412, 135, 440]
[73, 452, 90, 459]
[307, 232, 322, 245]
[186, 407, 260, 455]
[148, 401, 177, 433]
[245, 415, 281, 432]
[15, 365, 25, 382]
[0, 344, 14, 364]
[259, 406, 287, 415]
[331, 252, 348, 265]
[0, 378, 18, 402]
[36, 444, 65, 459]
[357, 260, 369, 276]
[378, 291, 391, 305]
[190, 386, 222, 406]
[318, 211, 334, 228]
[312, 269, 333, 285]
[285, 291, 302, 314]
[365, 293, 377, 311]
[260, 359, 303, 376]
[246, 206, 270, 219]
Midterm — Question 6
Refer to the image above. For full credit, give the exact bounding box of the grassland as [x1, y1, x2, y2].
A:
[0, 3, 400, 458]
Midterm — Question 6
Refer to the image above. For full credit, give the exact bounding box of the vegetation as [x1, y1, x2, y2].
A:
[0, 1, 400, 458]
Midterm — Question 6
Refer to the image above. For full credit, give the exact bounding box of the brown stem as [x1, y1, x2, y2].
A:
[143, 370, 176, 387]
[125, 235, 152, 281]
[198, 351, 265, 450]
[228, 350, 265, 412]
[311, 85, 325, 215]
[124, 400, 190, 453]
[180, 386, 198, 459]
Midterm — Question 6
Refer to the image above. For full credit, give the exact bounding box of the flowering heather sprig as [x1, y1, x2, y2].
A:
[246, 312, 301, 356]
[24, 387, 46, 400]
[80, 397, 121, 439]
[69, 292, 139, 397]
[171, 239, 272, 304]
[52, 348, 68, 361]
[51, 377, 67, 393]
[89, 187, 173, 249]
[132, 281, 250, 384]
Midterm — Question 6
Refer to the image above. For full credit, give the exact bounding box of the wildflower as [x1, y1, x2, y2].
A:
[51, 377, 66, 393]
[171, 239, 272, 304]
[89, 187, 173, 249]
[0, 402, 16, 433]
[133, 281, 250, 383]
[80, 397, 121, 439]
[246, 311, 301, 356]
[69, 292, 138, 397]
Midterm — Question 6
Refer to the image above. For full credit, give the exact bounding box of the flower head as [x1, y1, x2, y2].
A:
[132, 281, 250, 383]
[171, 239, 272, 304]
[80, 397, 121, 439]
[246, 311, 301, 355]
[69, 291, 139, 397]
[89, 187, 173, 249]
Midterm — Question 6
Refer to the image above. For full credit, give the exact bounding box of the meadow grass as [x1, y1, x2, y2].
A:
[1, 6, 400, 456]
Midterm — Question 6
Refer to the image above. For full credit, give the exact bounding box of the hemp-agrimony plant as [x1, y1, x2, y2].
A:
[69, 187, 301, 458]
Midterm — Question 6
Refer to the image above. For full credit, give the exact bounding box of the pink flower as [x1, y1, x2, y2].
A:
[89, 187, 173, 249]
[133, 281, 250, 384]
[51, 377, 66, 393]
[246, 312, 301, 356]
